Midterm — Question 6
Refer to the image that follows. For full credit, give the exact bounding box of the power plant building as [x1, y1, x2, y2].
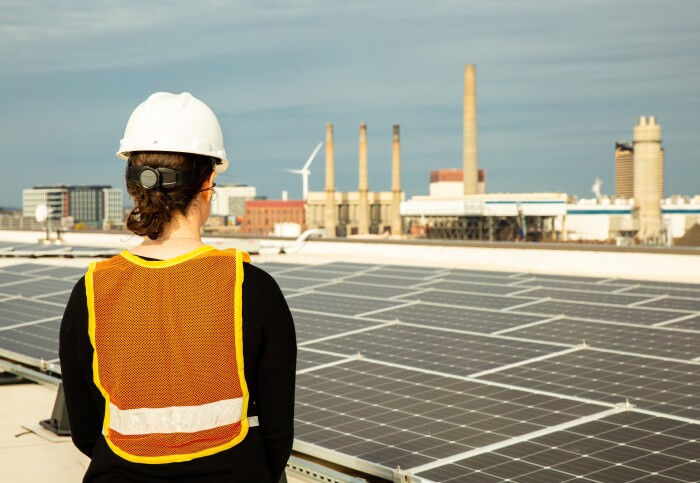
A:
[309, 122, 404, 237]
[306, 191, 400, 236]
[615, 141, 664, 199]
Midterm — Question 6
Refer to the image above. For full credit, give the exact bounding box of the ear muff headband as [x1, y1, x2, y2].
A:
[127, 166, 198, 189]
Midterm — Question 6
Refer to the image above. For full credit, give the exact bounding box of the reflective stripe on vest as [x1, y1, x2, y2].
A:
[86, 246, 251, 464]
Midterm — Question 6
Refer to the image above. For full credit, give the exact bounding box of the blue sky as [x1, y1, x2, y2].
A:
[1, 0, 699, 208]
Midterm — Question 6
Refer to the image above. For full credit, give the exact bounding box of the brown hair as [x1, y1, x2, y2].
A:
[126, 152, 215, 240]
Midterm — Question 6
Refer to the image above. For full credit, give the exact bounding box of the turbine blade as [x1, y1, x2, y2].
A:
[302, 142, 323, 171]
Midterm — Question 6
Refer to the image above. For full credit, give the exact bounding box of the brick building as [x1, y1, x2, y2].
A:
[240, 200, 305, 235]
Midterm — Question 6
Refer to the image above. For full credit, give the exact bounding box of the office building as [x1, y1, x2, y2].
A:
[23, 185, 123, 228]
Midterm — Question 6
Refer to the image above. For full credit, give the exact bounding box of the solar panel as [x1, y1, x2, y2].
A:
[0, 278, 75, 298]
[622, 285, 700, 299]
[0, 298, 63, 327]
[505, 318, 699, 360]
[295, 360, 605, 476]
[0, 319, 60, 363]
[512, 299, 686, 325]
[293, 310, 385, 344]
[664, 315, 700, 331]
[638, 297, 700, 312]
[397, 290, 533, 310]
[414, 412, 700, 483]
[514, 279, 629, 292]
[303, 324, 564, 377]
[477, 350, 700, 419]
[517, 287, 653, 306]
[297, 349, 350, 372]
[281, 268, 351, 280]
[287, 292, 405, 317]
[418, 280, 524, 295]
[314, 282, 418, 299]
[0, 257, 698, 482]
[370, 303, 544, 333]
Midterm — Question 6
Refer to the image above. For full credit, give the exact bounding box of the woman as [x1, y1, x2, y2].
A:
[59, 92, 296, 482]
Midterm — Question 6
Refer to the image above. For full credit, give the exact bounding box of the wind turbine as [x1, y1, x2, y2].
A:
[286, 142, 322, 200]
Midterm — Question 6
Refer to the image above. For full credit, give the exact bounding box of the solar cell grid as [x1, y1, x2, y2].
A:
[518, 287, 654, 306]
[273, 276, 328, 293]
[0, 278, 76, 298]
[396, 290, 534, 310]
[307, 262, 375, 272]
[621, 285, 700, 299]
[343, 274, 428, 288]
[368, 266, 445, 276]
[617, 279, 700, 290]
[0, 272, 39, 285]
[0, 319, 60, 362]
[664, 315, 700, 331]
[506, 318, 699, 360]
[1, 263, 49, 273]
[297, 349, 349, 372]
[34, 292, 72, 306]
[638, 297, 700, 312]
[514, 279, 633, 292]
[281, 268, 350, 280]
[303, 324, 565, 377]
[286, 292, 406, 317]
[370, 303, 545, 333]
[293, 310, 385, 343]
[440, 273, 517, 284]
[476, 350, 700, 419]
[451, 268, 521, 277]
[415, 412, 700, 483]
[295, 360, 604, 473]
[417, 279, 522, 295]
[0, 298, 63, 327]
[313, 282, 417, 299]
[512, 299, 686, 325]
[28, 267, 86, 279]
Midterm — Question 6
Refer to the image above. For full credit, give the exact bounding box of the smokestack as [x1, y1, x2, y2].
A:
[324, 123, 336, 238]
[391, 125, 402, 236]
[463, 64, 478, 195]
[358, 123, 369, 235]
[633, 116, 662, 242]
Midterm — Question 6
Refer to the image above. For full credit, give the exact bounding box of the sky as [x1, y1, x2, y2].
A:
[1, 0, 699, 208]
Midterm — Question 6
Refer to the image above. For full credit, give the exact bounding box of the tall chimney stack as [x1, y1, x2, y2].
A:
[463, 64, 478, 195]
[633, 116, 662, 242]
[324, 123, 336, 238]
[391, 124, 402, 236]
[358, 123, 369, 235]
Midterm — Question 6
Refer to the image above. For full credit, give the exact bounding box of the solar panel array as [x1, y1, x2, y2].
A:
[0, 258, 699, 482]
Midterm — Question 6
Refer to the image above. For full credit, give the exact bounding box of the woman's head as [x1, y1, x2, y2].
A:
[118, 92, 228, 240]
[126, 152, 215, 240]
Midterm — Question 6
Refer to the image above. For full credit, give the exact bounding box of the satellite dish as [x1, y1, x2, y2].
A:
[35, 204, 48, 223]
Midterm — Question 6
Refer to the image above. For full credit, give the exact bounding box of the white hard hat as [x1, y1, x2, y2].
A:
[117, 92, 229, 173]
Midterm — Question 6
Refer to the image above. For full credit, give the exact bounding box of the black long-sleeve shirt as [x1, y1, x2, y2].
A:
[59, 259, 296, 482]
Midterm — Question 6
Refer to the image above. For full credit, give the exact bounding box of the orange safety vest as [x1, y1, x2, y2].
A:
[86, 246, 251, 464]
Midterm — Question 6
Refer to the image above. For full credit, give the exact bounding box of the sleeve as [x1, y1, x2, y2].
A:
[58, 276, 103, 458]
[251, 267, 297, 482]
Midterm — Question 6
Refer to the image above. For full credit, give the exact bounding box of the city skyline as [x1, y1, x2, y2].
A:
[2, 1, 699, 208]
